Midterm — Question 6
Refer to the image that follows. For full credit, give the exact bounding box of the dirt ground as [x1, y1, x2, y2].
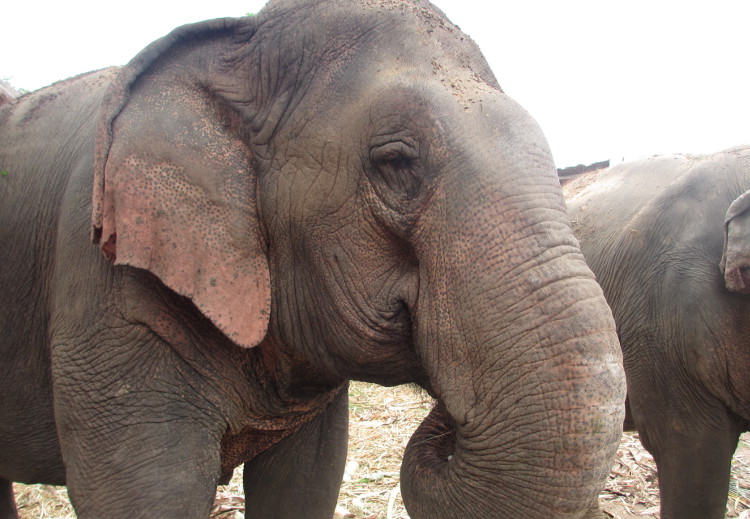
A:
[13, 382, 750, 518]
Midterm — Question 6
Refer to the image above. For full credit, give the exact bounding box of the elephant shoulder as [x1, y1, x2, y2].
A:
[648, 148, 750, 236]
[566, 152, 739, 245]
[0, 68, 119, 193]
[565, 155, 714, 279]
[564, 158, 680, 250]
[1, 68, 118, 133]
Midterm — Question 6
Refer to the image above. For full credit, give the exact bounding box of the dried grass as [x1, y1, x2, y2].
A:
[335, 383, 431, 519]
[13, 382, 750, 518]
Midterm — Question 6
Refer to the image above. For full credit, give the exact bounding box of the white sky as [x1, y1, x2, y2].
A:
[3, 0, 748, 167]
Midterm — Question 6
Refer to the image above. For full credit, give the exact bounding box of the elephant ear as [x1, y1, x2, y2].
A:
[92, 18, 271, 348]
[720, 189, 750, 294]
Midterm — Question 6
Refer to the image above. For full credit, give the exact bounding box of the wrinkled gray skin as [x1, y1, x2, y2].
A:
[564, 146, 750, 519]
[0, 1, 625, 518]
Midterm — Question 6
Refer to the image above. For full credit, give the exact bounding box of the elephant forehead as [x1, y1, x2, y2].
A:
[251, 0, 499, 102]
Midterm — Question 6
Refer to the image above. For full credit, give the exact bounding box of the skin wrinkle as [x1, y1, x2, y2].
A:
[440, 286, 616, 452]
[240, 9, 384, 146]
[310, 142, 352, 222]
[129, 302, 237, 396]
[453, 241, 595, 321]
[61, 327, 220, 425]
[59, 391, 210, 451]
[82, 432, 216, 490]
[500, 281, 604, 332]
[324, 235, 412, 341]
[332, 263, 390, 340]
[466, 345, 597, 438]
[474, 269, 593, 324]
[472, 396, 613, 448]
[53, 329, 144, 389]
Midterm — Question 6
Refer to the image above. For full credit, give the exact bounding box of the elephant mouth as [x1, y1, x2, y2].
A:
[400, 401, 462, 517]
[408, 402, 457, 470]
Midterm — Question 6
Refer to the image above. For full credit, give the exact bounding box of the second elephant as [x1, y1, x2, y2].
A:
[564, 146, 750, 519]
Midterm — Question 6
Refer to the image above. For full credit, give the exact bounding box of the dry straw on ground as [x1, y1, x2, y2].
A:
[13, 381, 750, 518]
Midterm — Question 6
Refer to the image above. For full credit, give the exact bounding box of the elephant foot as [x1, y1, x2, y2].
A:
[0, 479, 19, 519]
[581, 504, 611, 519]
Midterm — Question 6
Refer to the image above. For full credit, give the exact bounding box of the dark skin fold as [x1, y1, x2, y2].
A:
[0, 1, 625, 518]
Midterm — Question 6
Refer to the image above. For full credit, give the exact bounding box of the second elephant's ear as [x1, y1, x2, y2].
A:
[720, 189, 750, 294]
[92, 18, 270, 348]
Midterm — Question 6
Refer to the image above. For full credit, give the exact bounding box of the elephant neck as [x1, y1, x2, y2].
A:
[255, 333, 345, 403]
[218, 384, 344, 484]
[218, 334, 346, 482]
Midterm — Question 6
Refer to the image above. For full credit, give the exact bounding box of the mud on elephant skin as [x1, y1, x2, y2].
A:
[0, 0, 625, 518]
[564, 145, 750, 519]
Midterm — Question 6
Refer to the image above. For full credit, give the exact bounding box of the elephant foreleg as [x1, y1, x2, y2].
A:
[242, 383, 349, 519]
[581, 504, 611, 519]
[52, 333, 228, 518]
[638, 410, 740, 519]
[61, 417, 224, 518]
[0, 479, 18, 519]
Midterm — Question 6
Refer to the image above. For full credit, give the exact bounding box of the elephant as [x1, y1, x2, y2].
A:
[563, 146, 750, 519]
[0, 0, 626, 518]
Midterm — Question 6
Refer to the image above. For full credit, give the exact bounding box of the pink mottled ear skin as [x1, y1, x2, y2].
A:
[721, 189, 750, 295]
[92, 78, 271, 348]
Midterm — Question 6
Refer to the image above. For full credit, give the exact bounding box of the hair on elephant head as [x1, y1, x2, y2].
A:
[0, 1, 625, 518]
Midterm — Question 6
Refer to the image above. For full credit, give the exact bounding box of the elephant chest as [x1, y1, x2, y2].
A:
[219, 426, 296, 484]
[217, 386, 341, 483]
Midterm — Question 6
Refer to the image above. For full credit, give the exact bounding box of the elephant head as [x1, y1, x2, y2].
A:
[721, 189, 750, 294]
[91, 0, 625, 516]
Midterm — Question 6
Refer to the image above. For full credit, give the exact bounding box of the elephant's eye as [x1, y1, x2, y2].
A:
[369, 142, 423, 201]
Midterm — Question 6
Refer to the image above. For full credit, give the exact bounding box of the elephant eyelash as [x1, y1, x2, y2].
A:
[378, 157, 423, 199]
[370, 143, 424, 200]
[383, 154, 414, 170]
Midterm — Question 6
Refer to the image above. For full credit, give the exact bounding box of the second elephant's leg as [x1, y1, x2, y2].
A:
[636, 404, 740, 519]
[243, 384, 349, 519]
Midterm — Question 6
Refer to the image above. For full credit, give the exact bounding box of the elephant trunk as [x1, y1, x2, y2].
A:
[400, 149, 625, 517]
